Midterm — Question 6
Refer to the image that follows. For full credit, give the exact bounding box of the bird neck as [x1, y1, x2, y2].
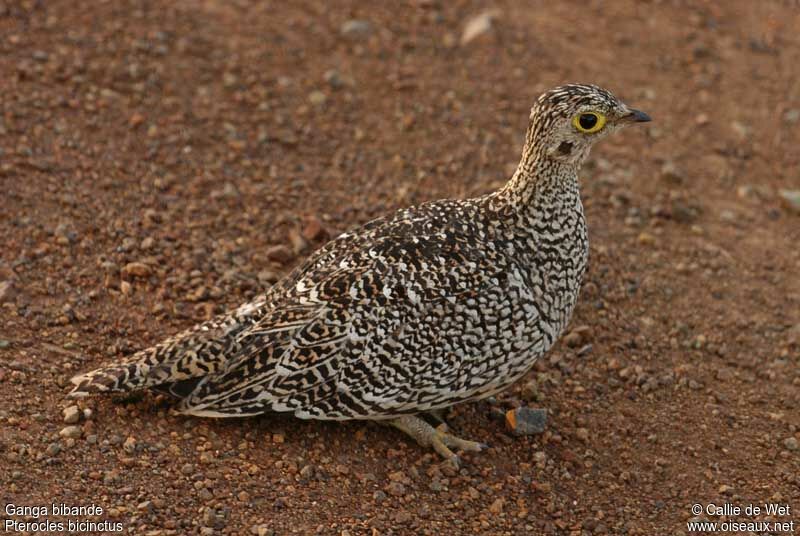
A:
[494, 147, 581, 210]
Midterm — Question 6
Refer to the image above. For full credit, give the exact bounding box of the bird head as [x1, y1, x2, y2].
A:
[526, 84, 650, 166]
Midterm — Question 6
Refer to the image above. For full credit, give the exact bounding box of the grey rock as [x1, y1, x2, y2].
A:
[508, 407, 547, 436]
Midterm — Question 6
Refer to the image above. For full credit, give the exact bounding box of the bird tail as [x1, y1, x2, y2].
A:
[68, 360, 159, 398]
[67, 311, 248, 399]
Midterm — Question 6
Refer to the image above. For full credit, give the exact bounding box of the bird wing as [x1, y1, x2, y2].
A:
[175, 226, 519, 419]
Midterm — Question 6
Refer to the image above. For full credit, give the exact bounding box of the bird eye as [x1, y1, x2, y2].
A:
[572, 112, 606, 133]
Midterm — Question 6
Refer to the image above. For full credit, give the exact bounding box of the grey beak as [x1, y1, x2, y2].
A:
[626, 108, 651, 123]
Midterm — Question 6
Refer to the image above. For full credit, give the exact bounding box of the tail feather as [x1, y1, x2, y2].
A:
[66, 307, 259, 399]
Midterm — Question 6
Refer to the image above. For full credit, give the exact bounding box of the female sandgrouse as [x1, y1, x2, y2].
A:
[70, 84, 650, 464]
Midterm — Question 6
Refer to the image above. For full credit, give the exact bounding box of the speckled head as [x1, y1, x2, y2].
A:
[526, 84, 650, 166]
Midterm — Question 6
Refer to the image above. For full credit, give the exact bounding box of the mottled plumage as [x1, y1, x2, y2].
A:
[70, 84, 649, 462]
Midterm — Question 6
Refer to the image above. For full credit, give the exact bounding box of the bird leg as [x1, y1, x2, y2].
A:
[388, 415, 489, 466]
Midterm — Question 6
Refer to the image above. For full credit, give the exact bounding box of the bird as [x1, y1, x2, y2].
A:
[69, 84, 650, 465]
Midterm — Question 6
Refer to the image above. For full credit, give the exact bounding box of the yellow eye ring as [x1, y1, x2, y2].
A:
[572, 112, 606, 133]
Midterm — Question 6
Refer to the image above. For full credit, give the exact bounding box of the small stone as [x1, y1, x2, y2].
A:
[123, 436, 136, 454]
[506, 407, 547, 436]
[575, 427, 590, 442]
[129, 113, 145, 127]
[784, 437, 799, 451]
[660, 161, 686, 184]
[335, 464, 349, 475]
[730, 120, 749, 140]
[46, 443, 61, 456]
[122, 261, 151, 278]
[288, 228, 309, 255]
[386, 481, 406, 496]
[140, 236, 155, 250]
[257, 270, 280, 284]
[266, 245, 293, 264]
[251, 525, 272, 536]
[394, 511, 412, 524]
[637, 232, 656, 245]
[323, 69, 343, 89]
[308, 91, 327, 106]
[340, 20, 372, 38]
[784, 109, 800, 124]
[372, 490, 387, 503]
[62, 405, 81, 424]
[488, 497, 504, 514]
[271, 433, 285, 444]
[0, 280, 15, 303]
[461, 10, 500, 45]
[299, 465, 315, 479]
[302, 217, 328, 241]
[563, 332, 582, 348]
[119, 280, 132, 295]
[59, 425, 82, 439]
[520, 380, 538, 402]
[181, 463, 194, 475]
[718, 484, 733, 495]
[778, 190, 800, 214]
[137, 501, 154, 512]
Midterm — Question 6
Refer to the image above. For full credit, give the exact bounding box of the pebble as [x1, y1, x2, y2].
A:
[660, 161, 686, 184]
[123, 436, 137, 454]
[575, 427, 590, 442]
[299, 464, 315, 479]
[308, 90, 327, 106]
[461, 10, 499, 45]
[62, 405, 81, 424]
[266, 245, 293, 264]
[386, 481, 406, 496]
[778, 190, 800, 214]
[46, 443, 61, 456]
[394, 511, 412, 524]
[784, 109, 800, 123]
[488, 497, 504, 514]
[520, 380, 539, 402]
[0, 280, 14, 303]
[784, 437, 799, 451]
[251, 526, 273, 536]
[637, 232, 656, 246]
[122, 261, 151, 277]
[340, 20, 372, 38]
[59, 425, 82, 439]
[323, 69, 343, 89]
[506, 407, 547, 436]
[302, 217, 328, 241]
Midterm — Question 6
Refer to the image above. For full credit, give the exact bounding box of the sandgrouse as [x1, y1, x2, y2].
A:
[69, 84, 650, 465]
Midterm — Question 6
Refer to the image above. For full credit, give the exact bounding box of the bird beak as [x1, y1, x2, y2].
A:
[622, 108, 651, 123]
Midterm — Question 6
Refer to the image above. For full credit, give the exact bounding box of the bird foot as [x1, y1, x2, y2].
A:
[388, 415, 489, 467]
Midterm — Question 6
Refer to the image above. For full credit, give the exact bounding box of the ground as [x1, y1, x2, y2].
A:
[1, 1, 799, 534]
